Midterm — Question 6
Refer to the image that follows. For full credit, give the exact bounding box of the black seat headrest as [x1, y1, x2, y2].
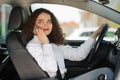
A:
[8, 6, 28, 30]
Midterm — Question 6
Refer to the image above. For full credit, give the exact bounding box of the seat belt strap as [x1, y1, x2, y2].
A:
[56, 64, 63, 80]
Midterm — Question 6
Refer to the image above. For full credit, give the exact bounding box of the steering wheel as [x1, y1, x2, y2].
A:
[87, 23, 109, 62]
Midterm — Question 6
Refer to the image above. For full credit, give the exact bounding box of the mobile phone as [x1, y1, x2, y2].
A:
[33, 26, 37, 35]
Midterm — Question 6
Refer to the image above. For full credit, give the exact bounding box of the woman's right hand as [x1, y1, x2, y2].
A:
[34, 27, 49, 44]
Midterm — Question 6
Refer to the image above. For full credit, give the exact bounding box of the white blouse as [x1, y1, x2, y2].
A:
[26, 36, 95, 77]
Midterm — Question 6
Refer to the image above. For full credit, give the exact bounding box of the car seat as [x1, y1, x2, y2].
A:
[6, 6, 58, 80]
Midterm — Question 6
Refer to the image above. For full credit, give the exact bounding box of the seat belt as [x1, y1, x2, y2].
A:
[56, 64, 63, 80]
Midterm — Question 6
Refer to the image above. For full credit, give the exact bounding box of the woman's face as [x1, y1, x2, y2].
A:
[35, 12, 53, 35]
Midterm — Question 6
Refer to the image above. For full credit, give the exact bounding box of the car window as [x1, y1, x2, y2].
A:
[31, 3, 118, 42]
[0, 4, 12, 43]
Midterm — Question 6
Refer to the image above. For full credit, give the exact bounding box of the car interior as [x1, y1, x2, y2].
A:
[0, 0, 120, 80]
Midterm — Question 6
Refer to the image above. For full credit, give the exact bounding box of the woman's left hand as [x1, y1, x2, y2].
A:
[91, 24, 109, 40]
[35, 27, 49, 44]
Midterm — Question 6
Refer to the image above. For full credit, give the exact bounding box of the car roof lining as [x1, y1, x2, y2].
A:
[0, 0, 120, 24]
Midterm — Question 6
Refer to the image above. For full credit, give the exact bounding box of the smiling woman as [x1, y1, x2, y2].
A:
[0, 0, 120, 80]
[23, 7, 114, 80]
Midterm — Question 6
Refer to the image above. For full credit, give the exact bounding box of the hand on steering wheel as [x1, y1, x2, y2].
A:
[87, 23, 109, 62]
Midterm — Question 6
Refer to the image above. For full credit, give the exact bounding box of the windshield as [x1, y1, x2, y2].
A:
[31, 3, 119, 42]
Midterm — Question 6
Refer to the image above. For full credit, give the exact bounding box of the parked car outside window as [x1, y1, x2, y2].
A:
[66, 27, 117, 42]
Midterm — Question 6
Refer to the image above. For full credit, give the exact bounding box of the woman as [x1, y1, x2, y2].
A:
[22, 8, 113, 80]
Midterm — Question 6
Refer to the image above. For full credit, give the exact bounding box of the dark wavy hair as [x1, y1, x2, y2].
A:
[22, 8, 65, 45]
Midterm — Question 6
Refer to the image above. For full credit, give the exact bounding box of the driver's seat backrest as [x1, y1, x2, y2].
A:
[6, 6, 49, 80]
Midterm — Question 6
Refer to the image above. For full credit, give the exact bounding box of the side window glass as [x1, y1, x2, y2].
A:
[31, 3, 118, 42]
[0, 4, 12, 42]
